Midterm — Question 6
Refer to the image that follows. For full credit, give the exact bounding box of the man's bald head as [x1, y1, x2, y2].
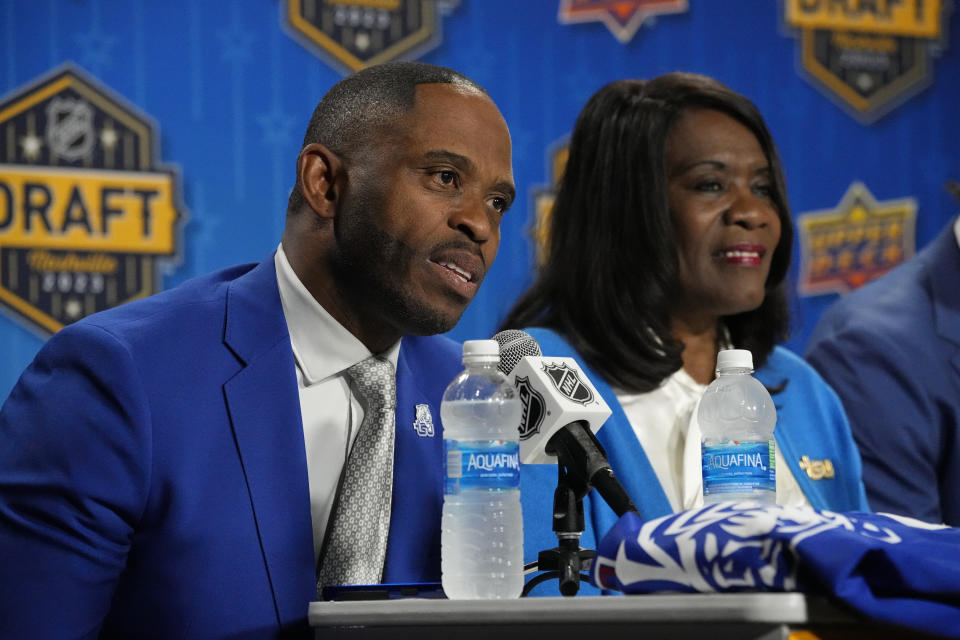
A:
[287, 61, 488, 215]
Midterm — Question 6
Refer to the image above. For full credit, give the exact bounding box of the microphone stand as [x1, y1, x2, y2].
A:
[522, 421, 638, 597]
[521, 462, 594, 596]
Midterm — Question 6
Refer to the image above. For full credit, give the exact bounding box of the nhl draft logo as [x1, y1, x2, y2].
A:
[797, 181, 916, 297]
[283, 0, 459, 73]
[558, 0, 688, 43]
[412, 403, 435, 437]
[530, 139, 569, 267]
[783, 0, 952, 123]
[542, 362, 595, 406]
[0, 65, 184, 335]
[514, 376, 546, 441]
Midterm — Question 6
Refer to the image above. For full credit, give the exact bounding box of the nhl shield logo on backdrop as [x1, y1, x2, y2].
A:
[558, 0, 688, 43]
[284, 0, 459, 73]
[0, 65, 185, 335]
[783, 0, 951, 123]
[797, 181, 916, 297]
[46, 98, 96, 162]
[514, 376, 546, 441]
[542, 362, 595, 406]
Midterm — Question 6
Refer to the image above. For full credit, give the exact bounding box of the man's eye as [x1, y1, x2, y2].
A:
[491, 197, 507, 213]
[437, 170, 457, 185]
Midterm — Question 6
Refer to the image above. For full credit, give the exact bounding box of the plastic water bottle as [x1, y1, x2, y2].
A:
[699, 349, 777, 505]
[441, 339, 523, 599]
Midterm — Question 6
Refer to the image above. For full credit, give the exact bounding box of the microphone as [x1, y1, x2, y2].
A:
[492, 330, 638, 517]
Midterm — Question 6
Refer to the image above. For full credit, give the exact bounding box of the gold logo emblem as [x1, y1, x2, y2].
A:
[799, 455, 835, 481]
[797, 182, 916, 297]
[531, 141, 569, 267]
[558, 0, 688, 43]
[0, 65, 185, 335]
[283, 0, 458, 73]
[782, 0, 951, 123]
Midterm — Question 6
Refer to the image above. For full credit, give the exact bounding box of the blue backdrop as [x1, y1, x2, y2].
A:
[1, 0, 958, 401]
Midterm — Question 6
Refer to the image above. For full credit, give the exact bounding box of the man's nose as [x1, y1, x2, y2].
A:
[449, 196, 494, 244]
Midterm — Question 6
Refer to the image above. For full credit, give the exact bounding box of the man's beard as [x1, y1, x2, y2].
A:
[331, 192, 462, 337]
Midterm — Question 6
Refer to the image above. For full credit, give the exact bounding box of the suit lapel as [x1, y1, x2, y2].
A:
[222, 257, 315, 627]
[383, 341, 445, 581]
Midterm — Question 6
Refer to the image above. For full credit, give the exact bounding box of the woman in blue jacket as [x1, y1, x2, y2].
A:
[499, 73, 869, 595]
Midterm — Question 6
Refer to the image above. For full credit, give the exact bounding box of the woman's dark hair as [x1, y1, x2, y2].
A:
[499, 72, 792, 392]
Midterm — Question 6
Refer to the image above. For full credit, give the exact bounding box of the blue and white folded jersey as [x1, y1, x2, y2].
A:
[592, 503, 960, 638]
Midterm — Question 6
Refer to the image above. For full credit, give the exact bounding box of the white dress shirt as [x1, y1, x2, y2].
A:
[615, 367, 808, 512]
[274, 245, 400, 562]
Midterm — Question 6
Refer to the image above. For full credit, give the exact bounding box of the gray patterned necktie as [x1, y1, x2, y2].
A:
[317, 356, 396, 593]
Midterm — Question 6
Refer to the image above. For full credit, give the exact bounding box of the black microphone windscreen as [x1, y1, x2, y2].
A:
[492, 329, 542, 376]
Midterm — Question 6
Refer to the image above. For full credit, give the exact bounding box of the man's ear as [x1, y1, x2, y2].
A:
[297, 143, 344, 219]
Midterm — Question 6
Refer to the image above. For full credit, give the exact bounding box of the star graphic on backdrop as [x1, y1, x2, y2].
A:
[257, 107, 297, 147]
[64, 298, 83, 320]
[75, 26, 117, 72]
[100, 125, 118, 151]
[20, 133, 43, 161]
[354, 32, 371, 52]
[217, 19, 256, 64]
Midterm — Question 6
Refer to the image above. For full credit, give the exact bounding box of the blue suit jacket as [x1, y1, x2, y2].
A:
[0, 256, 461, 639]
[806, 218, 960, 525]
[520, 328, 869, 596]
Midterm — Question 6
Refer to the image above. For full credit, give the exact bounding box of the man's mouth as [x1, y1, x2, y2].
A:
[428, 248, 485, 298]
[434, 260, 473, 283]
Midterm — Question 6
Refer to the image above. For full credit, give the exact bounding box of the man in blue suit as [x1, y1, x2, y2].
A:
[806, 215, 960, 526]
[0, 62, 515, 638]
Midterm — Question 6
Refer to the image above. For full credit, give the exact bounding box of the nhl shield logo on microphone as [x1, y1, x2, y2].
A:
[514, 376, 546, 441]
[542, 363, 595, 405]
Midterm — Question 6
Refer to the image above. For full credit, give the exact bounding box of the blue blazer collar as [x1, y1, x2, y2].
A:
[383, 341, 446, 581]
[221, 260, 454, 604]
[222, 255, 315, 629]
[224, 256, 292, 365]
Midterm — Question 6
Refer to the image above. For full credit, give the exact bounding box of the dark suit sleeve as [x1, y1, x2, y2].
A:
[806, 321, 944, 523]
[0, 323, 151, 638]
